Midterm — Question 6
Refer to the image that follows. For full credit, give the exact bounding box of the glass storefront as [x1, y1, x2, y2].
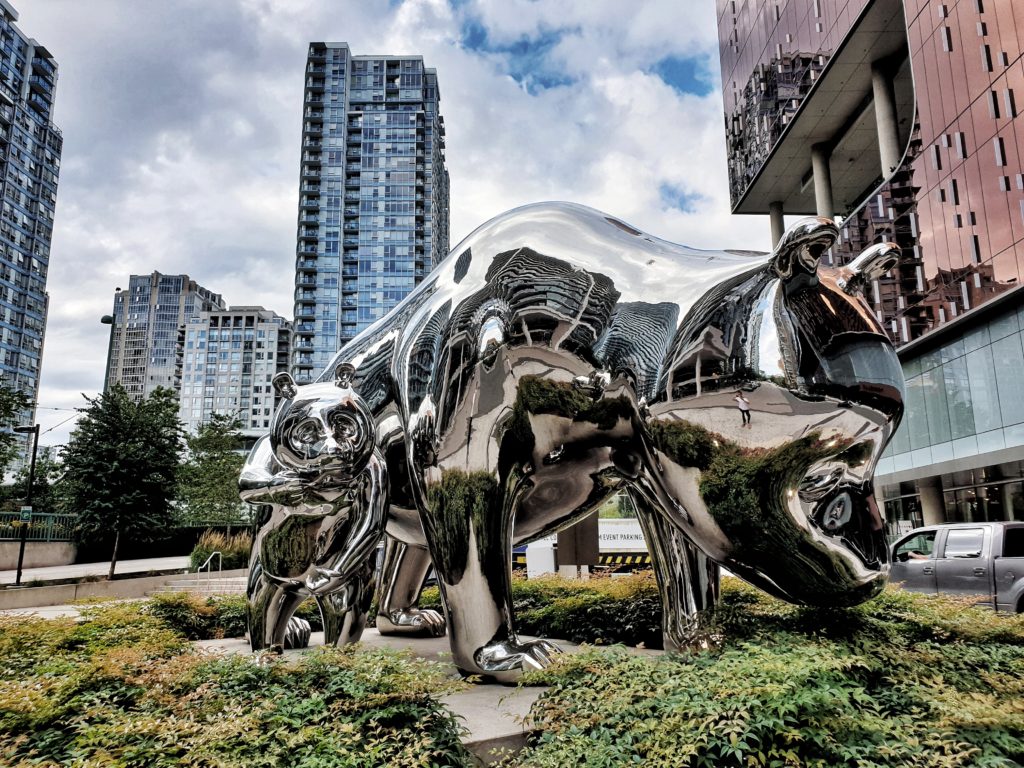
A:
[879, 298, 1024, 470]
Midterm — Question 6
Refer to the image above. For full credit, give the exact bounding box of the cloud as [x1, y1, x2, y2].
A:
[25, 0, 768, 447]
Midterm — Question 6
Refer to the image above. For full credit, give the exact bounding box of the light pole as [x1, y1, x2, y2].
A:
[12, 423, 39, 586]
[100, 309, 116, 393]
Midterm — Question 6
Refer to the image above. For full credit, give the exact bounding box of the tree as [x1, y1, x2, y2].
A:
[0, 450, 63, 514]
[0, 379, 32, 479]
[176, 412, 248, 533]
[61, 385, 183, 579]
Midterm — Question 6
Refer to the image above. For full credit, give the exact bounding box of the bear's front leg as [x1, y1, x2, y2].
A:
[630, 488, 721, 650]
[419, 469, 559, 683]
[318, 559, 374, 646]
[246, 562, 309, 653]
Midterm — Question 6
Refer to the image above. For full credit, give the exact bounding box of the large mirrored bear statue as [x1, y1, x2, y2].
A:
[240, 202, 905, 681]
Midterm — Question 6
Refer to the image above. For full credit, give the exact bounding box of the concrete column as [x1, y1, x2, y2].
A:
[871, 61, 902, 178]
[811, 143, 834, 220]
[769, 201, 785, 247]
[918, 480, 945, 526]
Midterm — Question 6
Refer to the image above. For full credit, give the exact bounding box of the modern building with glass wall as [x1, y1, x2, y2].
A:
[178, 306, 291, 440]
[716, 0, 1024, 532]
[104, 273, 224, 402]
[0, 0, 61, 423]
[292, 42, 449, 383]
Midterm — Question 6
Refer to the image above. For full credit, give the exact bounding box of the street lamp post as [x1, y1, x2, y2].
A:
[12, 423, 40, 586]
[100, 311, 116, 393]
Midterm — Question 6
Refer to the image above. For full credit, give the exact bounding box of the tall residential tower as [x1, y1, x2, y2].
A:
[104, 273, 224, 402]
[292, 42, 449, 382]
[0, 0, 62, 417]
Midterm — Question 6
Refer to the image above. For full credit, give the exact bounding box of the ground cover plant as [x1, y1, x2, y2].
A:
[0, 601, 471, 767]
[503, 579, 1024, 767]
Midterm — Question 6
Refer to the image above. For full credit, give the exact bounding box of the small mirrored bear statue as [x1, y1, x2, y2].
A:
[239, 363, 399, 652]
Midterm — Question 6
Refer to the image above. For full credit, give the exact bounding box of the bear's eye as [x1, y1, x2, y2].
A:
[330, 413, 359, 442]
[291, 419, 323, 448]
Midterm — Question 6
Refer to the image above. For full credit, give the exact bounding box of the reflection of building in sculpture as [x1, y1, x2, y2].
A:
[291, 42, 449, 383]
[594, 302, 678, 402]
[716, 0, 1024, 532]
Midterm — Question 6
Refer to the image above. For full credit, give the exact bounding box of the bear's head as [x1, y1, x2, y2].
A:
[269, 363, 376, 479]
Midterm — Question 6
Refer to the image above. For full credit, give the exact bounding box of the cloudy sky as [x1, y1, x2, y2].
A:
[22, 0, 770, 447]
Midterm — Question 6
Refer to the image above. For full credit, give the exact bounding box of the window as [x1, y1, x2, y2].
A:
[895, 531, 937, 561]
[943, 528, 984, 558]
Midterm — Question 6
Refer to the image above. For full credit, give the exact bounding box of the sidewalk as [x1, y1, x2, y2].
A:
[0, 556, 190, 585]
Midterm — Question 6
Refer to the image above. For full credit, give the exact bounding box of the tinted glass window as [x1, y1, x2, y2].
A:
[895, 531, 936, 561]
[1003, 528, 1024, 558]
[943, 528, 984, 559]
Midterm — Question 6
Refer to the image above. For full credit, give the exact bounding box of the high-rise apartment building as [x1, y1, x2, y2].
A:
[178, 307, 291, 439]
[104, 273, 224, 401]
[716, 0, 1024, 531]
[292, 42, 449, 382]
[0, 0, 61, 418]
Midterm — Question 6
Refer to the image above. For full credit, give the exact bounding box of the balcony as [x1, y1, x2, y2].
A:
[306, 78, 325, 92]
[299, 230, 318, 240]
[300, 184, 320, 193]
[295, 305, 316, 320]
[304, 109, 324, 121]
[303, 152, 322, 165]
[301, 166, 320, 180]
[32, 57, 56, 78]
[297, 260, 317, 271]
[28, 75, 52, 93]
[300, 197, 320, 210]
[303, 138, 322, 149]
[307, 64, 326, 74]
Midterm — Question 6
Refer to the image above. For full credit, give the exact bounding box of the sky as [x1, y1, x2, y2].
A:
[21, 0, 770, 448]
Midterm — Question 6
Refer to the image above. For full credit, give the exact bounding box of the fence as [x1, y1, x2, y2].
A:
[0, 512, 76, 542]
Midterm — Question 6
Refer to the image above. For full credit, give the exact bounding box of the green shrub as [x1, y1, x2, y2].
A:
[502, 578, 1024, 767]
[1, 601, 472, 767]
[148, 592, 324, 640]
[189, 529, 252, 571]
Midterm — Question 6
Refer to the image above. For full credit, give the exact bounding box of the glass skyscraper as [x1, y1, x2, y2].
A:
[105, 273, 224, 402]
[0, 0, 61, 421]
[292, 42, 450, 382]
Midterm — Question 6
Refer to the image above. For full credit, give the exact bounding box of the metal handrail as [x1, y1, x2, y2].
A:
[197, 551, 222, 591]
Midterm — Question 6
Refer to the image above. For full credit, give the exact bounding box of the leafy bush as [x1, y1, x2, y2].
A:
[420, 571, 663, 648]
[189, 528, 252, 571]
[147, 593, 325, 640]
[502, 579, 1024, 767]
[0, 600, 471, 767]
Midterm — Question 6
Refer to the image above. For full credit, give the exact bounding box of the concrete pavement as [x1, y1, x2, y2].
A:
[0, 555, 190, 585]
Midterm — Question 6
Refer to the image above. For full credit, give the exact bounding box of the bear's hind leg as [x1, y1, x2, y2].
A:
[375, 537, 446, 637]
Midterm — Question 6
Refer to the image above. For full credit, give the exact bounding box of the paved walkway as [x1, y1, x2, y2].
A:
[0, 556, 189, 585]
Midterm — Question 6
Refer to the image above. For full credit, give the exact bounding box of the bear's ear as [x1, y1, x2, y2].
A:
[272, 372, 298, 399]
[334, 362, 356, 388]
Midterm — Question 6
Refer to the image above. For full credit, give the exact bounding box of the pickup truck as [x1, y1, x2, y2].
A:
[889, 522, 1024, 612]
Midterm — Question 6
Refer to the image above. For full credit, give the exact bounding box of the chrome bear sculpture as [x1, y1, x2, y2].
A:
[240, 202, 904, 680]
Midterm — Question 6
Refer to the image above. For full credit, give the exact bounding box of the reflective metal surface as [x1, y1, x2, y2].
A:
[243, 202, 904, 679]
[240, 366, 386, 652]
